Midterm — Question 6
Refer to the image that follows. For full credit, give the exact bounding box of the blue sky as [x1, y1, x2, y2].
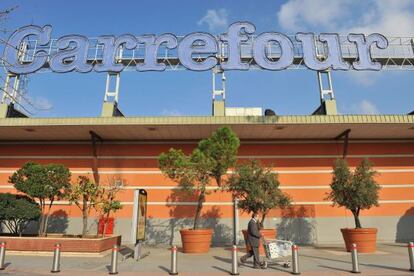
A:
[1, 0, 413, 117]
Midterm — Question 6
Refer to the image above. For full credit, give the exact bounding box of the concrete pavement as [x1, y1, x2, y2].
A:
[1, 243, 413, 275]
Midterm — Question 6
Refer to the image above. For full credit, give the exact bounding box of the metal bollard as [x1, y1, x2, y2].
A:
[350, 243, 361, 274]
[109, 244, 119, 275]
[51, 243, 61, 273]
[408, 242, 414, 272]
[230, 245, 239, 275]
[0, 242, 6, 270]
[291, 244, 300, 275]
[169, 245, 178, 275]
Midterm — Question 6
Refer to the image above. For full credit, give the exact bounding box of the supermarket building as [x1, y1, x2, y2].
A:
[0, 23, 413, 245]
[0, 113, 413, 245]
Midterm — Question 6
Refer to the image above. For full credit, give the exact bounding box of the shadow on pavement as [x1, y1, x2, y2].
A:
[212, 265, 230, 274]
[265, 262, 290, 273]
[158, 265, 170, 273]
[318, 265, 350, 273]
[213, 256, 232, 264]
[303, 254, 409, 273]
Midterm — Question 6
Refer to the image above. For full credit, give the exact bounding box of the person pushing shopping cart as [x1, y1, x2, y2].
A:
[240, 212, 293, 270]
[240, 212, 266, 269]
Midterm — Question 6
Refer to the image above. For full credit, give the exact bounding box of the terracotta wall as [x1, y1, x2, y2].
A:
[0, 140, 413, 221]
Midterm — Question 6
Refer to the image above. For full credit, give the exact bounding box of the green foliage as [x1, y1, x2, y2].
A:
[0, 193, 41, 236]
[95, 184, 122, 237]
[228, 160, 291, 226]
[9, 162, 71, 236]
[327, 158, 380, 228]
[67, 176, 100, 208]
[198, 127, 240, 187]
[159, 127, 240, 229]
[67, 176, 100, 237]
[10, 162, 71, 201]
[99, 199, 122, 216]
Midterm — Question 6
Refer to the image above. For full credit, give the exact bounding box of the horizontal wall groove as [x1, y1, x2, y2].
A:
[2, 184, 414, 190]
[35, 200, 414, 206]
[0, 154, 414, 159]
[1, 140, 414, 145]
[1, 169, 414, 174]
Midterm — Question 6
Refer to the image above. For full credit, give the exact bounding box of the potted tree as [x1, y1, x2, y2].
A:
[327, 158, 380, 253]
[159, 127, 239, 253]
[3, 163, 121, 253]
[67, 176, 100, 237]
[228, 160, 291, 254]
[95, 184, 122, 238]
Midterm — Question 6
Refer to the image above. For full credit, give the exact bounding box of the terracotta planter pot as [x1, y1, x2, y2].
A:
[180, 229, 212, 253]
[242, 229, 276, 256]
[341, 228, 378, 253]
[98, 217, 114, 235]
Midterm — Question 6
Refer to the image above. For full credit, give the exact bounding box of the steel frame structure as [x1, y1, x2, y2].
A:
[2, 35, 414, 108]
[11, 35, 414, 72]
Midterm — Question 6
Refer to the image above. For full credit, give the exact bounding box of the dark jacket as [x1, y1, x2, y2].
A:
[247, 218, 261, 247]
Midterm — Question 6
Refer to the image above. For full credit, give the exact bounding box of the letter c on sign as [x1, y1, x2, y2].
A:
[3, 25, 52, 74]
[253, 32, 294, 70]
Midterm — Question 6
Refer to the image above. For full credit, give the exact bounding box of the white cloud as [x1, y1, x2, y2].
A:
[347, 1, 414, 36]
[32, 96, 53, 110]
[277, 0, 414, 36]
[198, 9, 228, 32]
[346, 71, 380, 87]
[358, 100, 379, 114]
[277, 0, 351, 32]
[345, 100, 380, 114]
[161, 109, 182, 116]
[23, 96, 53, 112]
[277, 0, 414, 87]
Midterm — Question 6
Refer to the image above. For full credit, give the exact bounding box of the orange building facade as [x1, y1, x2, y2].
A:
[0, 115, 413, 245]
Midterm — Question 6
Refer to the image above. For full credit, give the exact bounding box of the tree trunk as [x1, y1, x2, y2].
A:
[82, 198, 88, 237]
[215, 176, 221, 187]
[193, 192, 205, 230]
[352, 209, 362, 229]
[102, 212, 111, 238]
[38, 201, 45, 236]
[260, 213, 267, 229]
[42, 200, 53, 236]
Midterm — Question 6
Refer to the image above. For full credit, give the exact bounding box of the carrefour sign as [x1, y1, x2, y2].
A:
[3, 22, 389, 74]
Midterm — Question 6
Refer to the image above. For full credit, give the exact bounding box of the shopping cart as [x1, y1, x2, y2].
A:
[261, 239, 293, 269]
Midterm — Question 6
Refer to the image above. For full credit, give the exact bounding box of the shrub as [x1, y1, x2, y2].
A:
[95, 183, 122, 237]
[0, 193, 41, 236]
[67, 176, 100, 237]
[9, 162, 71, 236]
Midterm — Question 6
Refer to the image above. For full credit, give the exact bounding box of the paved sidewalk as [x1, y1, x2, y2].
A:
[1, 243, 412, 275]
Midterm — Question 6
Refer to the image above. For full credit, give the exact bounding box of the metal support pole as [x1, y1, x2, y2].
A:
[291, 244, 300, 275]
[0, 242, 6, 270]
[233, 198, 239, 245]
[350, 243, 361, 274]
[408, 242, 414, 271]
[134, 241, 142, 261]
[169, 245, 178, 275]
[230, 245, 239, 275]
[51, 243, 61, 273]
[109, 244, 119, 275]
